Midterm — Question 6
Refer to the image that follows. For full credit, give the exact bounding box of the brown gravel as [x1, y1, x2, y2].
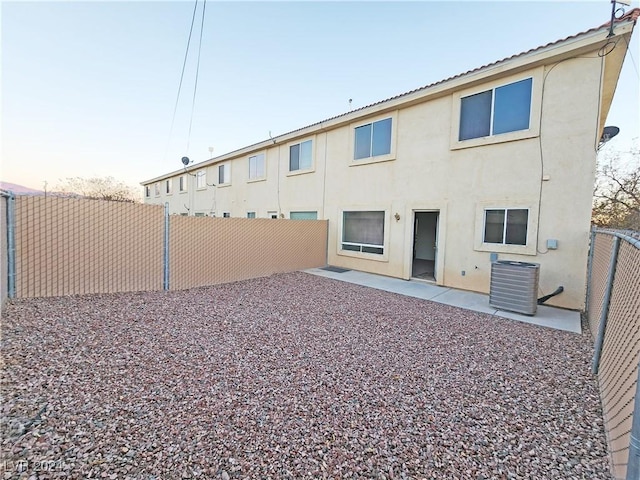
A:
[1, 272, 610, 479]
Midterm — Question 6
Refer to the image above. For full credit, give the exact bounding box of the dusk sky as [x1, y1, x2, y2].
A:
[2, 1, 639, 192]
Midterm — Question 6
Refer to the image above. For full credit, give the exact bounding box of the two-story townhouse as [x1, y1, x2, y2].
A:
[142, 11, 638, 311]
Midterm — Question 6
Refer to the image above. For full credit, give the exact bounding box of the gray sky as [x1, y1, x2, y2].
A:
[2, 0, 639, 191]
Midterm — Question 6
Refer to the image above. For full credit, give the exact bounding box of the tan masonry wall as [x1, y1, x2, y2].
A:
[168, 217, 327, 291]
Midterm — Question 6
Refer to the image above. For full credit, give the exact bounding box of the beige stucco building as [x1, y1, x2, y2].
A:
[142, 12, 637, 311]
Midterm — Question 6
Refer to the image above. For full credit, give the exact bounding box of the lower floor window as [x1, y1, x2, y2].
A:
[342, 211, 385, 254]
[290, 211, 317, 220]
[247, 212, 256, 218]
[484, 208, 528, 245]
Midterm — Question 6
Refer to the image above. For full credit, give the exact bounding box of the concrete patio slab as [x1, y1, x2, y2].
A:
[305, 267, 582, 334]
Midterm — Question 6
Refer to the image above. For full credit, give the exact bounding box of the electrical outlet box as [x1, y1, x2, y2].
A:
[546, 239, 558, 250]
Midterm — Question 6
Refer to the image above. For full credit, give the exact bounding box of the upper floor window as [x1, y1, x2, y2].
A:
[483, 208, 528, 245]
[145, 185, 151, 198]
[459, 78, 532, 141]
[289, 140, 312, 171]
[179, 175, 187, 192]
[196, 171, 206, 189]
[354, 118, 392, 160]
[165, 179, 172, 194]
[218, 164, 230, 184]
[249, 153, 265, 180]
[154, 183, 160, 196]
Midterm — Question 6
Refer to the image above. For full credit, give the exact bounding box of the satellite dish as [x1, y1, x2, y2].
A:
[181, 156, 190, 166]
[600, 126, 620, 145]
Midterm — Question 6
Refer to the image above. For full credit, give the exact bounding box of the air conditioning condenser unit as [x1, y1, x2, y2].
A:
[489, 260, 540, 316]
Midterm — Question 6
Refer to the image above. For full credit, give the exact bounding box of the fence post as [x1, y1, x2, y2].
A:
[627, 362, 640, 480]
[585, 228, 596, 313]
[6, 193, 16, 298]
[592, 235, 620, 375]
[163, 203, 169, 291]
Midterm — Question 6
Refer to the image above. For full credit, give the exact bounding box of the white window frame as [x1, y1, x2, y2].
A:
[145, 185, 151, 198]
[337, 209, 390, 261]
[451, 68, 543, 150]
[248, 152, 266, 181]
[483, 208, 529, 245]
[287, 137, 315, 175]
[290, 211, 318, 220]
[179, 174, 188, 193]
[165, 179, 173, 195]
[154, 183, 160, 196]
[218, 163, 231, 186]
[247, 211, 256, 218]
[473, 203, 537, 256]
[349, 111, 398, 166]
[196, 170, 206, 190]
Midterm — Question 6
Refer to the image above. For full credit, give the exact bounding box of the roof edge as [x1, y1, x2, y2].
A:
[142, 12, 638, 186]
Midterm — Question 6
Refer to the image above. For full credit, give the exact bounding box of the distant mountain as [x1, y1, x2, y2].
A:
[0, 181, 44, 195]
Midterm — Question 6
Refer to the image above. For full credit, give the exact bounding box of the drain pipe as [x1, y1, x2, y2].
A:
[537, 286, 564, 305]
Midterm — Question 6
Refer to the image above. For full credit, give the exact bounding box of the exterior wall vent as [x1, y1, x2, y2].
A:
[489, 260, 540, 316]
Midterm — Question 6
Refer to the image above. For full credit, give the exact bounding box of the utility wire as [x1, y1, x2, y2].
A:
[622, 34, 639, 80]
[186, 0, 207, 155]
[163, 0, 200, 163]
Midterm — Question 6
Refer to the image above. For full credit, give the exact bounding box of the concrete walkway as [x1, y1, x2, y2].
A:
[305, 267, 582, 334]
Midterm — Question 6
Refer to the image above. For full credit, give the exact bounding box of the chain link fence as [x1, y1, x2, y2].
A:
[3, 195, 327, 299]
[588, 229, 640, 480]
[169, 216, 328, 291]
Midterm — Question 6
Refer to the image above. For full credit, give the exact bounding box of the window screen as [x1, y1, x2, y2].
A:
[342, 211, 385, 254]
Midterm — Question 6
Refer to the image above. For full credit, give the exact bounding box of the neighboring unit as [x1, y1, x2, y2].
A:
[142, 11, 639, 310]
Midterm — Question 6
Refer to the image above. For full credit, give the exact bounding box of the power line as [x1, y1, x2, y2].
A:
[186, 0, 207, 155]
[163, 0, 200, 163]
[622, 34, 639, 80]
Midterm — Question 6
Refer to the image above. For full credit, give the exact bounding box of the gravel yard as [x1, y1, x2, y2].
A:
[1, 272, 610, 479]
